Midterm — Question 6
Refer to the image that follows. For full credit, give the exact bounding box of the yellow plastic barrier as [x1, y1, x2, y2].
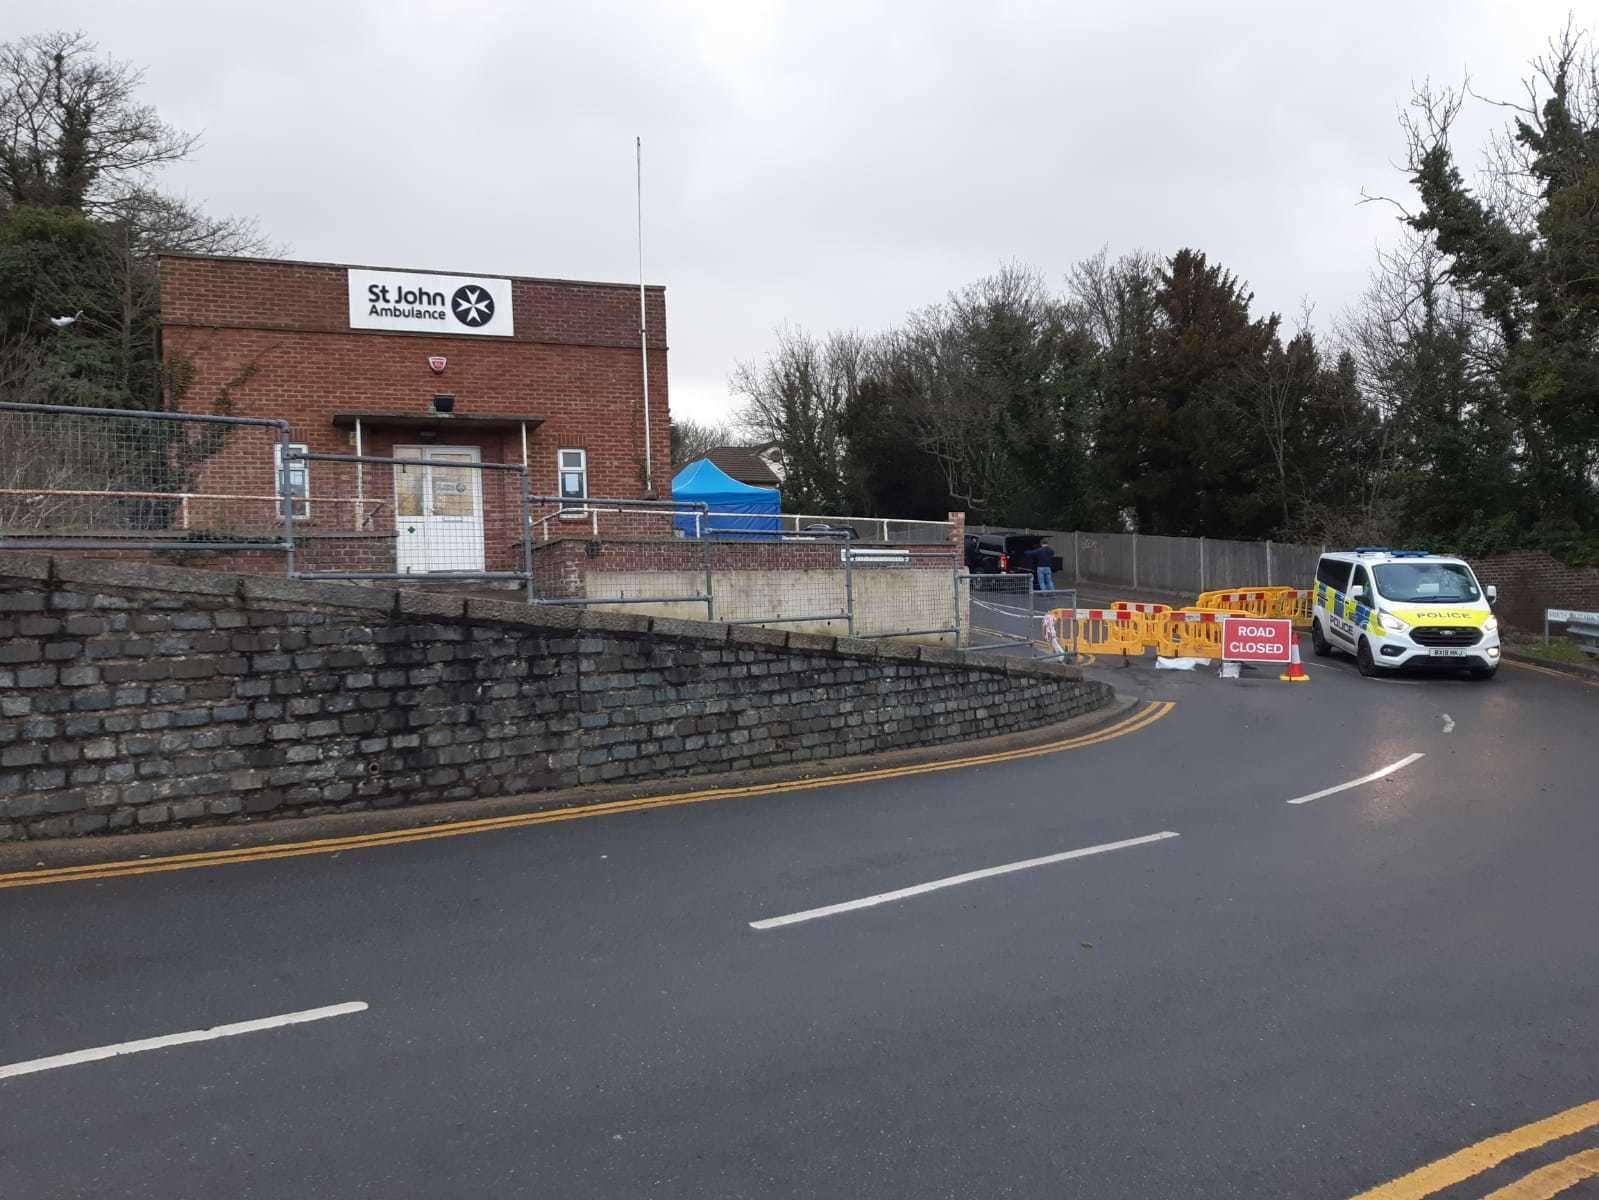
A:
[1055, 607, 1145, 658]
[1200, 585, 1314, 629]
[1111, 600, 1172, 649]
[1277, 588, 1313, 629]
[1158, 607, 1246, 659]
[1194, 588, 1275, 617]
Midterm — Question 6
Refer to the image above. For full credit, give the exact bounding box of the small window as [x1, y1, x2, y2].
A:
[1315, 557, 1350, 592]
[557, 449, 587, 513]
[274, 443, 310, 520]
[1351, 566, 1374, 602]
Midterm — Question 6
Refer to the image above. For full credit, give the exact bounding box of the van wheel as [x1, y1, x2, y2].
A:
[1356, 638, 1379, 678]
[1311, 620, 1331, 658]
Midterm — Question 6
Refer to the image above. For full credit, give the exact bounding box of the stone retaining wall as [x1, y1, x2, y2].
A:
[0, 554, 1112, 841]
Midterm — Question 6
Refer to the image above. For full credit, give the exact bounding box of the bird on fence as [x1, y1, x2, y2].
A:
[48, 311, 83, 328]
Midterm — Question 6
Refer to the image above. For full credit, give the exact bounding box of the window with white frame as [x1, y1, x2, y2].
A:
[274, 442, 310, 520]
[558, 449, 587, 514]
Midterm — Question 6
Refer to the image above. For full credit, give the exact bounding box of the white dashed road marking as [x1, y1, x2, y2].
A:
[750, 832, 1181, 930]
[1285, 753, 1426, 806]
[0, 1002, 369, 1081]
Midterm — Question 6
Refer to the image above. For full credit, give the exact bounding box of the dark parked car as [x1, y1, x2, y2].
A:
[799, 522, 860, 541]
[964, 533, 1062, 576]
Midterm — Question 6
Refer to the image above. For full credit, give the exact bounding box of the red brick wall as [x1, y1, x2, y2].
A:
[158, 255, 672, 512]
[159, 255, 666, 351]
[530, 537, 958, 599]
[1468, 550, 1599, 632]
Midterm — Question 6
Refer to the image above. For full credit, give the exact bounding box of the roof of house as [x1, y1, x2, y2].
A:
[702, 445, 781, 487]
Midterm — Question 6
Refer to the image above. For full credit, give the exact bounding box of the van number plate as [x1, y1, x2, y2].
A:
[1429, 648, 1469, 658]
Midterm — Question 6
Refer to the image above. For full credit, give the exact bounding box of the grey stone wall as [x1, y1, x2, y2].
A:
[0, 554, 1113, 841]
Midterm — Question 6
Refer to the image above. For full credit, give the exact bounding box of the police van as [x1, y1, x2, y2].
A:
[1310, 549, 1501, 679]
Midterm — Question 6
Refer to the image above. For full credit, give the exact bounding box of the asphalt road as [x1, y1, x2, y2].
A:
[2, 632, 1597, 1197]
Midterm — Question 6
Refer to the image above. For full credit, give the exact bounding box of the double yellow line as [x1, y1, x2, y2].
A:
[0, 701, 1174, 892]
[1350, 1096, 1599, 1199]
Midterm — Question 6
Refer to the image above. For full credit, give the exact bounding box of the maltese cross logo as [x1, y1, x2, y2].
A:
[451, 285, 495, 328]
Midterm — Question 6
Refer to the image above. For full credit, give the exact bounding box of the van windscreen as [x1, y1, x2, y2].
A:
[1372, 562, 1480, 602]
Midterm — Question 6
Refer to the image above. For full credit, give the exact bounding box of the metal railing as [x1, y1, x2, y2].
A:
[0, 401, 295, 559]
[526, 495, 714, 615]
[0, 410, 966, 642]
[524, 500, 966, 641]
[285, 451, 532, 586]
[533, 504, 954, 546]
[957, 573, 1080, 660]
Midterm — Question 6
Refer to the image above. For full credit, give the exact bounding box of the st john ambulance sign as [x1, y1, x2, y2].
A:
[347, 268, 514, 337]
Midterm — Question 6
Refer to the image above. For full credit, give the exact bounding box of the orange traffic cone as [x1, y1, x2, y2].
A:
[1280, 637, 1310, 683]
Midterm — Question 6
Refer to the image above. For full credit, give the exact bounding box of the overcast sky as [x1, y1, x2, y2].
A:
[27, 0, 1581, 423]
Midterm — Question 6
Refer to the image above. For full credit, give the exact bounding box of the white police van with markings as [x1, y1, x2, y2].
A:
[1310, 548, 1501, 680]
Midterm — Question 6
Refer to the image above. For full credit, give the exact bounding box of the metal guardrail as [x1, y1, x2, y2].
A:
[1545, 608, 1599, 657]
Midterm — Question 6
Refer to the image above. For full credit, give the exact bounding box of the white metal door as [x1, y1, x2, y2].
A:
[394, 446, 485, 573]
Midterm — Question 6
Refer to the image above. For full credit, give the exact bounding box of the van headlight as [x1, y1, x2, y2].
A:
[1482, 616, 1498, 634]
[1378, 610, 1407, 633]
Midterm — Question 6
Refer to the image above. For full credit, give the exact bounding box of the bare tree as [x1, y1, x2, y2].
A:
[670, 417, 736, 470]
[1064, 247, 1162, 351]
[733, 326, 866, 512]
[1238, 300, 1320, 528]
[0, 31, 198, 211]
[891, 264, 1063, 514]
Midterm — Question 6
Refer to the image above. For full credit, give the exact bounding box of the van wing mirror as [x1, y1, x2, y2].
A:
[1349, 584, 1367, 601]
[1487, 584, 1498, 604]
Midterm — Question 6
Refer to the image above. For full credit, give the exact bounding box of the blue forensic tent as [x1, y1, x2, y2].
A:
[672, 458, 781, 539]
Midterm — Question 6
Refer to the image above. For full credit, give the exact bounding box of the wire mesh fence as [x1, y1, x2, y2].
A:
[712, 536, 852, 632]
[960, 573, 1035, 651]
[288, 452, 530, 580]
[846, 549, 961, 641]
[957, 574, 1081, 659]
[523, 508, 963, 640]
[0, 401, 292, 552]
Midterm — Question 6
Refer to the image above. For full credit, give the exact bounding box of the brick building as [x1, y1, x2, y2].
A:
[158, 253, 669, 575]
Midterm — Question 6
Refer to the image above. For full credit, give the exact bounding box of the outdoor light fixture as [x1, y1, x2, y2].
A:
[431, 393, 456, 414]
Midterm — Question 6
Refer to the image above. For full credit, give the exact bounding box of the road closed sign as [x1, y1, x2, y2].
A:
[1222, 617, 1293, 663]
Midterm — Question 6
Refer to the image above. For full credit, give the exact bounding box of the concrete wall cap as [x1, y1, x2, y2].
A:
[915, 645, 965, 667]
[1000, 657, 1083, 681]
[649, 616, 730, 643]
[0, 552, 54, 583]
[830, 636, 881, 658]
[522, 602, 581, 630]
[50, 556, 242, 599]
[784, 631, 838, 655]
[876, 642, 922, 663]
[241, 575, 397, 613]
[464, 596, 541, 626]
[578, 608, 653, 637]
[395, 590, 468, 620]
[726, 625, 788, 649]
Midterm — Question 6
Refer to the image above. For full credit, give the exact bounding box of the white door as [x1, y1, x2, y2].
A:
[394, 446, 485, 573]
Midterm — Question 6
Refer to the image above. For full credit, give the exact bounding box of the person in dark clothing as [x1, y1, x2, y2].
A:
[1028, 544, 1055, 592]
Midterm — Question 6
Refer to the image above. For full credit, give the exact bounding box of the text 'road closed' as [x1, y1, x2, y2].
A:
[1221, 617, 1293, 663]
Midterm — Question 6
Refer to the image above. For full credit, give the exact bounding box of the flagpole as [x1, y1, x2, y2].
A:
[637, 136, 654, 498]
